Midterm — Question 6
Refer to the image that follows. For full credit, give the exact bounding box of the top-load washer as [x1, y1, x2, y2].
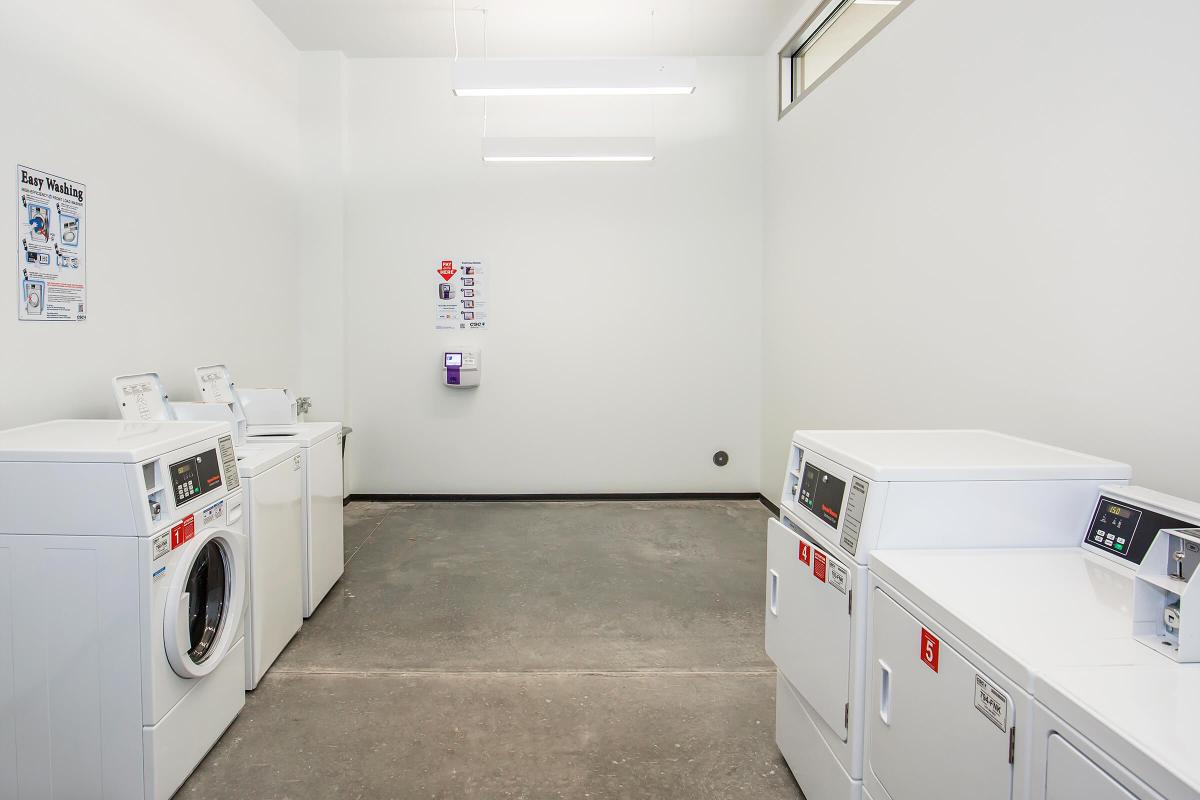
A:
[114, 372, 305, 687]
[235, 442, 304, 688]
[1030, 662, 1200, 800]
[194, 365, 344, 617]
[0, 420, 248, 799]
[862, 486, 1199, 800]
[765, 430, 1131, 800]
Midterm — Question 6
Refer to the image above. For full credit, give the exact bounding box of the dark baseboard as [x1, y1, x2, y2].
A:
[758, 494, 780, 516]
[346, 492, 763, 504]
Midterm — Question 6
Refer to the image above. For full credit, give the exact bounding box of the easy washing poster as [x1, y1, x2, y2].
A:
[16, 165, 87, 321]
[434, 258, 488, 332]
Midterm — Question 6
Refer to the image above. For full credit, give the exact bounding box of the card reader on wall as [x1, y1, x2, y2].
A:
[444, 350, 480, 388]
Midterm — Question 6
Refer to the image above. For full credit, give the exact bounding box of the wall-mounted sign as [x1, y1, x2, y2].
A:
[434, 258, 488, 332]
[16, 165, 87, 321]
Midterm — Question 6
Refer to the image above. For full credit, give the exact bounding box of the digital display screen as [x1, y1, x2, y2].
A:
[1106, 503, 1134, 520]
[169, 449, 222, 506]
[798, 462, 847, 529]
[445, 353, 463, 367]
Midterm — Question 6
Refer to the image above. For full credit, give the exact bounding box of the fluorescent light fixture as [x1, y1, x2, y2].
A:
[854, 0, 902, 4]
[453, 58, 696, 97]
[482, 137, 656, 163]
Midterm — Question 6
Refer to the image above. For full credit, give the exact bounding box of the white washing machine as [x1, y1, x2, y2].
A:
[237, 442, 304, 689]
[0, 420, 247, 800]
[113, 372, 305, 687]
[1030, 663, 1200, 800]
[194, 365, 344, 618]
[765, 430, 1131, 800]
[862, 486, 1199, 800]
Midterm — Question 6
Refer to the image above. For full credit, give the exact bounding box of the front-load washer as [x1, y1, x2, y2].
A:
[112, 371, 306, 684]
[236, 441, 304, 689]
[1030, 663, 1200, 800]
[765, 430, 1131, 800]
[193, 365, 343, 618]
[0, 419, 247, 800]
[862, 486, 1198, 800]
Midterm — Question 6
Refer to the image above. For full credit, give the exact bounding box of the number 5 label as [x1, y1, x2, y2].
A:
[920, 628, 940, 673]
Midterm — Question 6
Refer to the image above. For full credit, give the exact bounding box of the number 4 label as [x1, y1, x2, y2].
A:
[920, 628, 940, 673]
[798, 541, 811, 565]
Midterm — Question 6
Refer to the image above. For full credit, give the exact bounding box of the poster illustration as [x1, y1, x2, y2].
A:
[434, 258, 488, 332]
[16, 165, 87, 321]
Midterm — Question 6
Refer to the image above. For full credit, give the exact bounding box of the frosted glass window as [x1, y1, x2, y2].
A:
[779, 0, 909, 116]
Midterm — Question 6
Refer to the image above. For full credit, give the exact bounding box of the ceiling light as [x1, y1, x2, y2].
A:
[481, 137, 656, 163]
[453, 58, 696, 97]
[854, 0, 902, 5]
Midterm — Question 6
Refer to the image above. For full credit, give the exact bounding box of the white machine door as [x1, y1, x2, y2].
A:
[765, 517, 853, 740]
[164, 526, 246, 679]
[868, 588, 1014, 800]
[1045, 735, 1138, 800]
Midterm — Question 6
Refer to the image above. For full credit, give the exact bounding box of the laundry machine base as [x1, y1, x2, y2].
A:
[143, 637, 246, 800]
[777, 673, 861, 800]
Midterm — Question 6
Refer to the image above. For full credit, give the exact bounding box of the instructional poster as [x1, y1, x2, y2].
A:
[434, 258, 488, 332]
[16, 165, 87, 321]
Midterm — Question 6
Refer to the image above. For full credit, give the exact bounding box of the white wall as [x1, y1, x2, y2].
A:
[762, 0, 1200, 499]
[0, 1, 301, 427]
[298, 52, 348, 424]
[341, 58, 763, 494]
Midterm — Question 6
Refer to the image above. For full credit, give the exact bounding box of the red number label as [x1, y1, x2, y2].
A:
[920, 628, 940, 673]
[171, 515, 195, 550]
[798, 541, 811, 565]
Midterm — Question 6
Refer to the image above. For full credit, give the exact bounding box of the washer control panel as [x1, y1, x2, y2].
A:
[169, 449, 222, 506]
[1084, 494, 1192, 565]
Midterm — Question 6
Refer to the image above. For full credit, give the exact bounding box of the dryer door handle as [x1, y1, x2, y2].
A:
[878, 660, 892, 726]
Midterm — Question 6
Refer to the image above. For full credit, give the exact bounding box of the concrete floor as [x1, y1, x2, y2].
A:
[181, 500, 802, 799]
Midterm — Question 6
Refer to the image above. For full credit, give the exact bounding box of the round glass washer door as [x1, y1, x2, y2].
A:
[165, 526, 246, 679]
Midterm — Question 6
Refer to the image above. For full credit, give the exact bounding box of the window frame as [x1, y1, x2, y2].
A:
[778, 0, 913, 119]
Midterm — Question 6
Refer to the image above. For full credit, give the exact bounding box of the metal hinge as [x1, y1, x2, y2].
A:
[845, 703, 850, 730]
[1009, 726, 1016, 764]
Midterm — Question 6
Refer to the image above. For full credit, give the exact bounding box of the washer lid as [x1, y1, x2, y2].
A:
[246, 420, 341, 447]
[793, 430, 1131, 482]
[0, 419, 228, 463]
[236, 441, 302, 477]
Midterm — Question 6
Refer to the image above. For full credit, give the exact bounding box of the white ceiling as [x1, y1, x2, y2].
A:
[251, 0, 800, 58]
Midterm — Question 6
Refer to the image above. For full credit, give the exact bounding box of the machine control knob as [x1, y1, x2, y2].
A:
[150, 501, 162, 517]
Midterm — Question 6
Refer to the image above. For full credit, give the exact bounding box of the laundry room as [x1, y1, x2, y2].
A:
[0, 1, 1198, 799]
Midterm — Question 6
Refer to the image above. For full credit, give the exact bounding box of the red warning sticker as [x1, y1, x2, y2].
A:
[171, 515, 195, 550]
[920, 628, 940, 673]
[798, 540, 812, 565]
[813, 550, 827, 583]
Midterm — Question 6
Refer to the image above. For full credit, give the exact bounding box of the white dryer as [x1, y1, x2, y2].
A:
[195, 365, 344, 617]
[0, 420, 247, 800]
[1030, 663, 1200, 800]
[862, 486, 1199, 800]
[765, 430, 1131, 800]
